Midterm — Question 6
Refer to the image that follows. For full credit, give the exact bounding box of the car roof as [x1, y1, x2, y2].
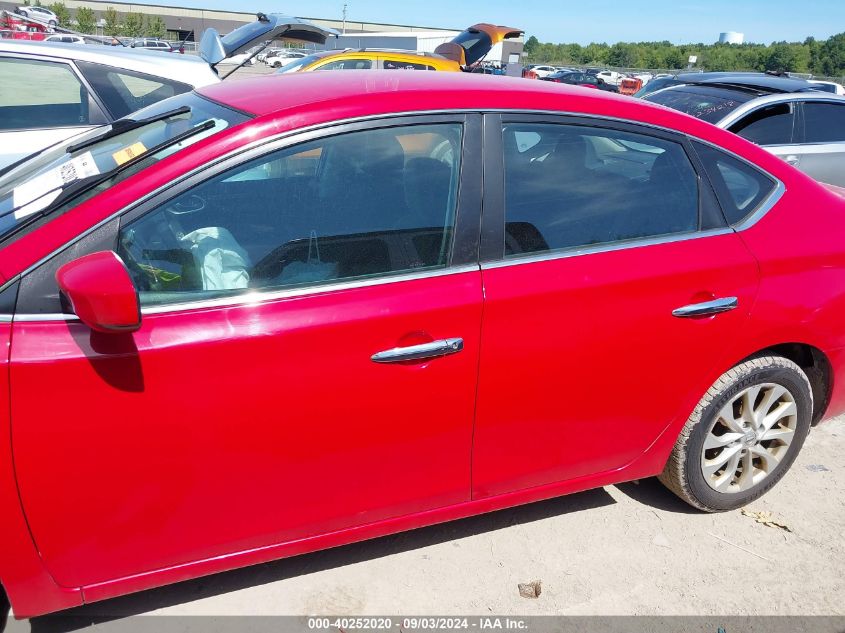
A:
[672, 72, 822, 94]
[0, 39, 218, 88]
[197, 69, 749, 142]
[317, 48, 448, 60]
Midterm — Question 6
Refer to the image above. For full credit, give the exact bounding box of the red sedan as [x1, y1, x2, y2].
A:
[1, 71, 844, 617]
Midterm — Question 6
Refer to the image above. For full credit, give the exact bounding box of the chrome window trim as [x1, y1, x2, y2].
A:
[481, 228, 733, 270]
[12, 313, 78, 323]
[141, 264, 480, 315]
[7, 264, 479, 322]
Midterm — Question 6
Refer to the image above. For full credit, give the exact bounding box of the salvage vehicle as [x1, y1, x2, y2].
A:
[1, 71, 844, 618]
[276, 23, 522, 73]
[643, 75, 845, 186]
[0, 14, 338, 170]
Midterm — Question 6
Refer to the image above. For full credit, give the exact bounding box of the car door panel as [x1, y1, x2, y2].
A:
[472, 235, 759, 497]
[11, 270, 482, 587]
[792, 101, 845, 187]
[471, 115, 760, 498]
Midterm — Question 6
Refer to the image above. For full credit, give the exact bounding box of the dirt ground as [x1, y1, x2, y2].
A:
[7, 415, 842, 628]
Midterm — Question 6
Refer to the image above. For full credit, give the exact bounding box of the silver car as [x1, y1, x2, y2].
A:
[0, 41, 219, 169]
[644, 76, 845, 187]
[0, 14, 338, 170]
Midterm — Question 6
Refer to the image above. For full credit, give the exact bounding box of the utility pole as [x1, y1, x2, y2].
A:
[342, 3, 347, 34]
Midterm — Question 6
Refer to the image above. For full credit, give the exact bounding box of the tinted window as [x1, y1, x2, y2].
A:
[502, 123, 699, 257]
[383, 59, 435, 71]
[644, 85, 754, 124]
[729, 103, 795, 145]
[0, 58, 89, 130]
[315, 59, 373, 70]
[802, 102, 845, 143]
[76, 61, 192, 119]
[119, 124, 463, 306]
[693, 141, 776, 225]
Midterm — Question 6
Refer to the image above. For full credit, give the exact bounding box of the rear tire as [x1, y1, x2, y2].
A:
[659, 355, 812, 512]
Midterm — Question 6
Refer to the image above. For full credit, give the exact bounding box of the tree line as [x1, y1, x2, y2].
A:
[524, 34, 845, 78]
[22, 0, 168, 38]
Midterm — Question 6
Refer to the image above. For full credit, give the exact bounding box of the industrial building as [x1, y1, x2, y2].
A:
[0, 0, 463, 45]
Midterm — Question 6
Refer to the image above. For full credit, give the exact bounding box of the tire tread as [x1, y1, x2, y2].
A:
[658, 355, 811, 512]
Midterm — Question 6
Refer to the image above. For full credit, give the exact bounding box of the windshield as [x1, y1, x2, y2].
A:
[633, 76, 681, 98]
[276, 53, 327, 74]
[0, 93, 250, 240]
[643, 85, 755, 123]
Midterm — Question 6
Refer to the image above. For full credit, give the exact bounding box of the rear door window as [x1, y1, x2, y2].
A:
[76, 61, 192, 119]
[729, 102, 796, 146]
[315, 58, 373, 70]
[501, 123, 700, 257]
[382, 59, 436, 71]
[0, 57, 96, 130]
[801, 102, 845, 143]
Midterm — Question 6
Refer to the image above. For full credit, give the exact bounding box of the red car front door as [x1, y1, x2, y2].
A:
[10, 118, 483, 587]
[471, 116, 761, 498]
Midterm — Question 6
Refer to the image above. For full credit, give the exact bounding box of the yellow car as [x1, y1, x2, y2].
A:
[276, 23, 523, 74]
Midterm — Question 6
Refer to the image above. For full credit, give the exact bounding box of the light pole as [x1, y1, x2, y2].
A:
[342, 3, 346, 34]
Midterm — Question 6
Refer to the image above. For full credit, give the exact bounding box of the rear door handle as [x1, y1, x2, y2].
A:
[371, 338, 464, 363]
[672, 297, 738, 318]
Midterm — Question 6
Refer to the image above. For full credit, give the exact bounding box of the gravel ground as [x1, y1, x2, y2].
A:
[9, 415, 842, 627]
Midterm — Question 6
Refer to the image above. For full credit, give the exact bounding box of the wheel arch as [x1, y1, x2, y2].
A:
[742, 342, 832, 426]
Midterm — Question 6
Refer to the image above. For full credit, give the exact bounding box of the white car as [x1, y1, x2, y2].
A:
[265, 50, 306, 68]
[527, 64, 558, 78]
[596, 70, 624, 86]
[15, 5, 57, 26]
[43, 34, 85, 44]
[0, 15, 338, 169]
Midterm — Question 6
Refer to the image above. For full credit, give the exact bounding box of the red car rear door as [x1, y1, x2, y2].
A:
[10, 116, 484, 587]
[472, 115, 762, 498]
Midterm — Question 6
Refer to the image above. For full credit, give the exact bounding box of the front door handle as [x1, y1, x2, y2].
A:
[371, 338, 464, 363]
[672, 297, 738, 318]
[785, 155, 800, 167]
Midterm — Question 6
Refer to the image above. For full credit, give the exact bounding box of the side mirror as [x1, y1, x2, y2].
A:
[56, 251, 141, 333]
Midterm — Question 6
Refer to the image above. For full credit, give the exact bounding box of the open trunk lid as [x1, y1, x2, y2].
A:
[200, 13, 338, 67]
[434, 23, 523, 67]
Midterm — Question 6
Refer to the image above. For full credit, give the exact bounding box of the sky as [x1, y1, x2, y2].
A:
[141, 0, 845, 45]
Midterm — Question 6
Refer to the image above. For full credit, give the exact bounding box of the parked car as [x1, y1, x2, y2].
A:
[264, 49, 306, 67]
[1, 70, 844, 618]
[275, 24, 522, 74]
[276, 48, 459, 72]
[523, 64, 557, 79]
[540, 70, 609, 90]
[43, 34, 85, 44]
[0, 15, 338, 170]
[596, 69, 624, 86]
[130, 38, 174, 52]
[643, 75, 845, 186]
[14, 4, 57, 26]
